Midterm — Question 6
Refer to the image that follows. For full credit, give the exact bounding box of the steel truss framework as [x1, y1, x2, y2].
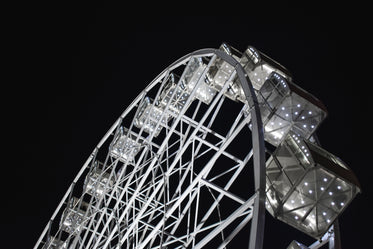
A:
[35, 47, 345, 249]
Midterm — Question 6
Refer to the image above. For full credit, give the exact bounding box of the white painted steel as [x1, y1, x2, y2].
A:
[35, 48, 267, 249]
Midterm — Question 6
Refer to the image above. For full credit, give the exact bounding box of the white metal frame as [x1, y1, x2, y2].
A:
[34, 48, 339, 249]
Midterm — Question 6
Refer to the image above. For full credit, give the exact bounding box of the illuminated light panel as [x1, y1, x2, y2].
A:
[265, 134, 361, 239]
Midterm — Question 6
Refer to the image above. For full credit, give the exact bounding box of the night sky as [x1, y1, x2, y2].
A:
[2, 4, 370, 249]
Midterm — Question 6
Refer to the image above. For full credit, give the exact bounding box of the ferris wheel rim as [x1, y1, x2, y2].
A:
[35, 47, 267, 249]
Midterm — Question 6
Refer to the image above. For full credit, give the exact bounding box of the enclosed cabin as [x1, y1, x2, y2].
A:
[42, 236, 67, 249]
[134, 96, 171, 137]
[243, 46, 292, 91]
[60, 197, 91, 234]
[134, 58, 218, 137]
[159, 73, 191, 115]
[257, 72, 327, 146]
[206, 43, 291, 103]
[110, 126, 142, 163]
[265, 134, 361, 238]
[174, 58, 217, 106]
[84, 167, 114, 198]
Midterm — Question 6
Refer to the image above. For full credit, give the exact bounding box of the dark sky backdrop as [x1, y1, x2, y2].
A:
[2, 4, 370, 249]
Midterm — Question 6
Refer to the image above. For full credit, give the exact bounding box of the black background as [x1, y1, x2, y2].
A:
[2, 3, 371, 248]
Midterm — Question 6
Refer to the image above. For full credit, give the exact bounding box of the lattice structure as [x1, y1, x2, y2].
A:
[35, 44, 359, 249]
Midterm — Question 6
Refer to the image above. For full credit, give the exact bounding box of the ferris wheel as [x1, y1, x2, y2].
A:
[34, 43, 360, 249]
